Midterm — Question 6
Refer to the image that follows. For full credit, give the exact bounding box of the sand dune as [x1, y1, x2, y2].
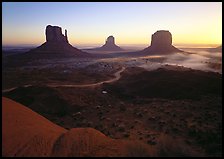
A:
[2, 97, 151, 157]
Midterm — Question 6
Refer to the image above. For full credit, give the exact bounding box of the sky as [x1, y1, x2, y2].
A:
[2, 2, 222, 47]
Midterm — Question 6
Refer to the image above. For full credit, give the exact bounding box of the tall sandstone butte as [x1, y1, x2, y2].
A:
[101, 36, 123, 51]
[140, 30, 182, 54]
[46, 25, 68, 43]
[105, 36, 116, 46]
[89, 35, 123, 51]
[29, 25, 91, 57]
[151, 31, 172, 49]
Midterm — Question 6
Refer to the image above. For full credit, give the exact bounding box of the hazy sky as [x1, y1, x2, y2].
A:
[2, 2, 222, 47]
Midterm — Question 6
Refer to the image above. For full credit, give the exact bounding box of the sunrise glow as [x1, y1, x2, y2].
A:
[2, 2, 222, 47]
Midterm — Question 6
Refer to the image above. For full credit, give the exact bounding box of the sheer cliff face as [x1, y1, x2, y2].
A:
[105, 36, 115, 45]
[32, 25, 76, 53]
[140, 30, 182, 54]
[151, 30, 172, 49]
[28, 25, 91, 57]
[46, 25, 68, 43]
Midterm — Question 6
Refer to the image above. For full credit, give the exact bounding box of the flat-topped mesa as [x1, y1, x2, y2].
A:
[46, 25, 68, 43]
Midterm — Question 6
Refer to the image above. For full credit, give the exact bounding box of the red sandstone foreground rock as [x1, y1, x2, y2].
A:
[2, 97, 66, 157]
[2, 97, 152, 157]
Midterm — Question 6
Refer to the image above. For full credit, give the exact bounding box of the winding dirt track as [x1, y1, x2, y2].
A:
[2, 67, 126, 93]
[47, 66, 125, 88]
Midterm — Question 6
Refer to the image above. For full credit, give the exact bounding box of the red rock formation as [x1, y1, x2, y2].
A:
[87, 36, 123, 52]
[2, 97, 66, 157]
[2, 97, 152, 157]
[140, 30, 182, 54]
[100, 36, 123, 51]
[151, 30, 172, 49]
[46, 25, 68, 43]
[28, 25, 91, 57]
[105, 36, 115, 45]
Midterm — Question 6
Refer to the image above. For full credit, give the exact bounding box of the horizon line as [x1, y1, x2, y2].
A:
[2, 43, 222, 47]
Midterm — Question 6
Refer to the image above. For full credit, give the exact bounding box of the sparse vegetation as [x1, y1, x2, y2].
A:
[2, 60, 221, 157]
[154, 134, 204, 157]
[125, 141, 152, 157]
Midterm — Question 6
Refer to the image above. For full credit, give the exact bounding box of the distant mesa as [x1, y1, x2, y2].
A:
[139, 30, 183, 55]
[86, 36, 124, 52]
[29, 25, 91, 57]
[100, 36, 124, 51]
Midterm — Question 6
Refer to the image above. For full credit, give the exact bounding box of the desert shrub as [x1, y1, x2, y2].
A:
[154, 134, 203, 157]
[119, 105, 126, 112]
[105, 69, 222, 100]
[188, 128, 222, 156]
[123, 132, 130, 138]
[125, 141, 152, 157]
[17, 96, 34, 106]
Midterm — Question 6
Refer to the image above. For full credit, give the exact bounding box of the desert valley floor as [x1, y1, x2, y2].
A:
[2, 49, 222, 157]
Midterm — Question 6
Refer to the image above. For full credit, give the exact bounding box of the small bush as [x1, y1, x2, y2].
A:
[154, 134, 203, 157]
[125, 141, 152, 157]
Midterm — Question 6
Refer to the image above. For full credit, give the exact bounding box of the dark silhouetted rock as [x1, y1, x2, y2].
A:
[27, 25, 92, 57]
[141, 30, 182, 54]
[151, 31, 172, 49]
[106, 36, 115, 44]
[46, 25, 68, 43]
[100, 36, 123, 51]
[120, 30, 185, 57]
[85, 36, 124, 52]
